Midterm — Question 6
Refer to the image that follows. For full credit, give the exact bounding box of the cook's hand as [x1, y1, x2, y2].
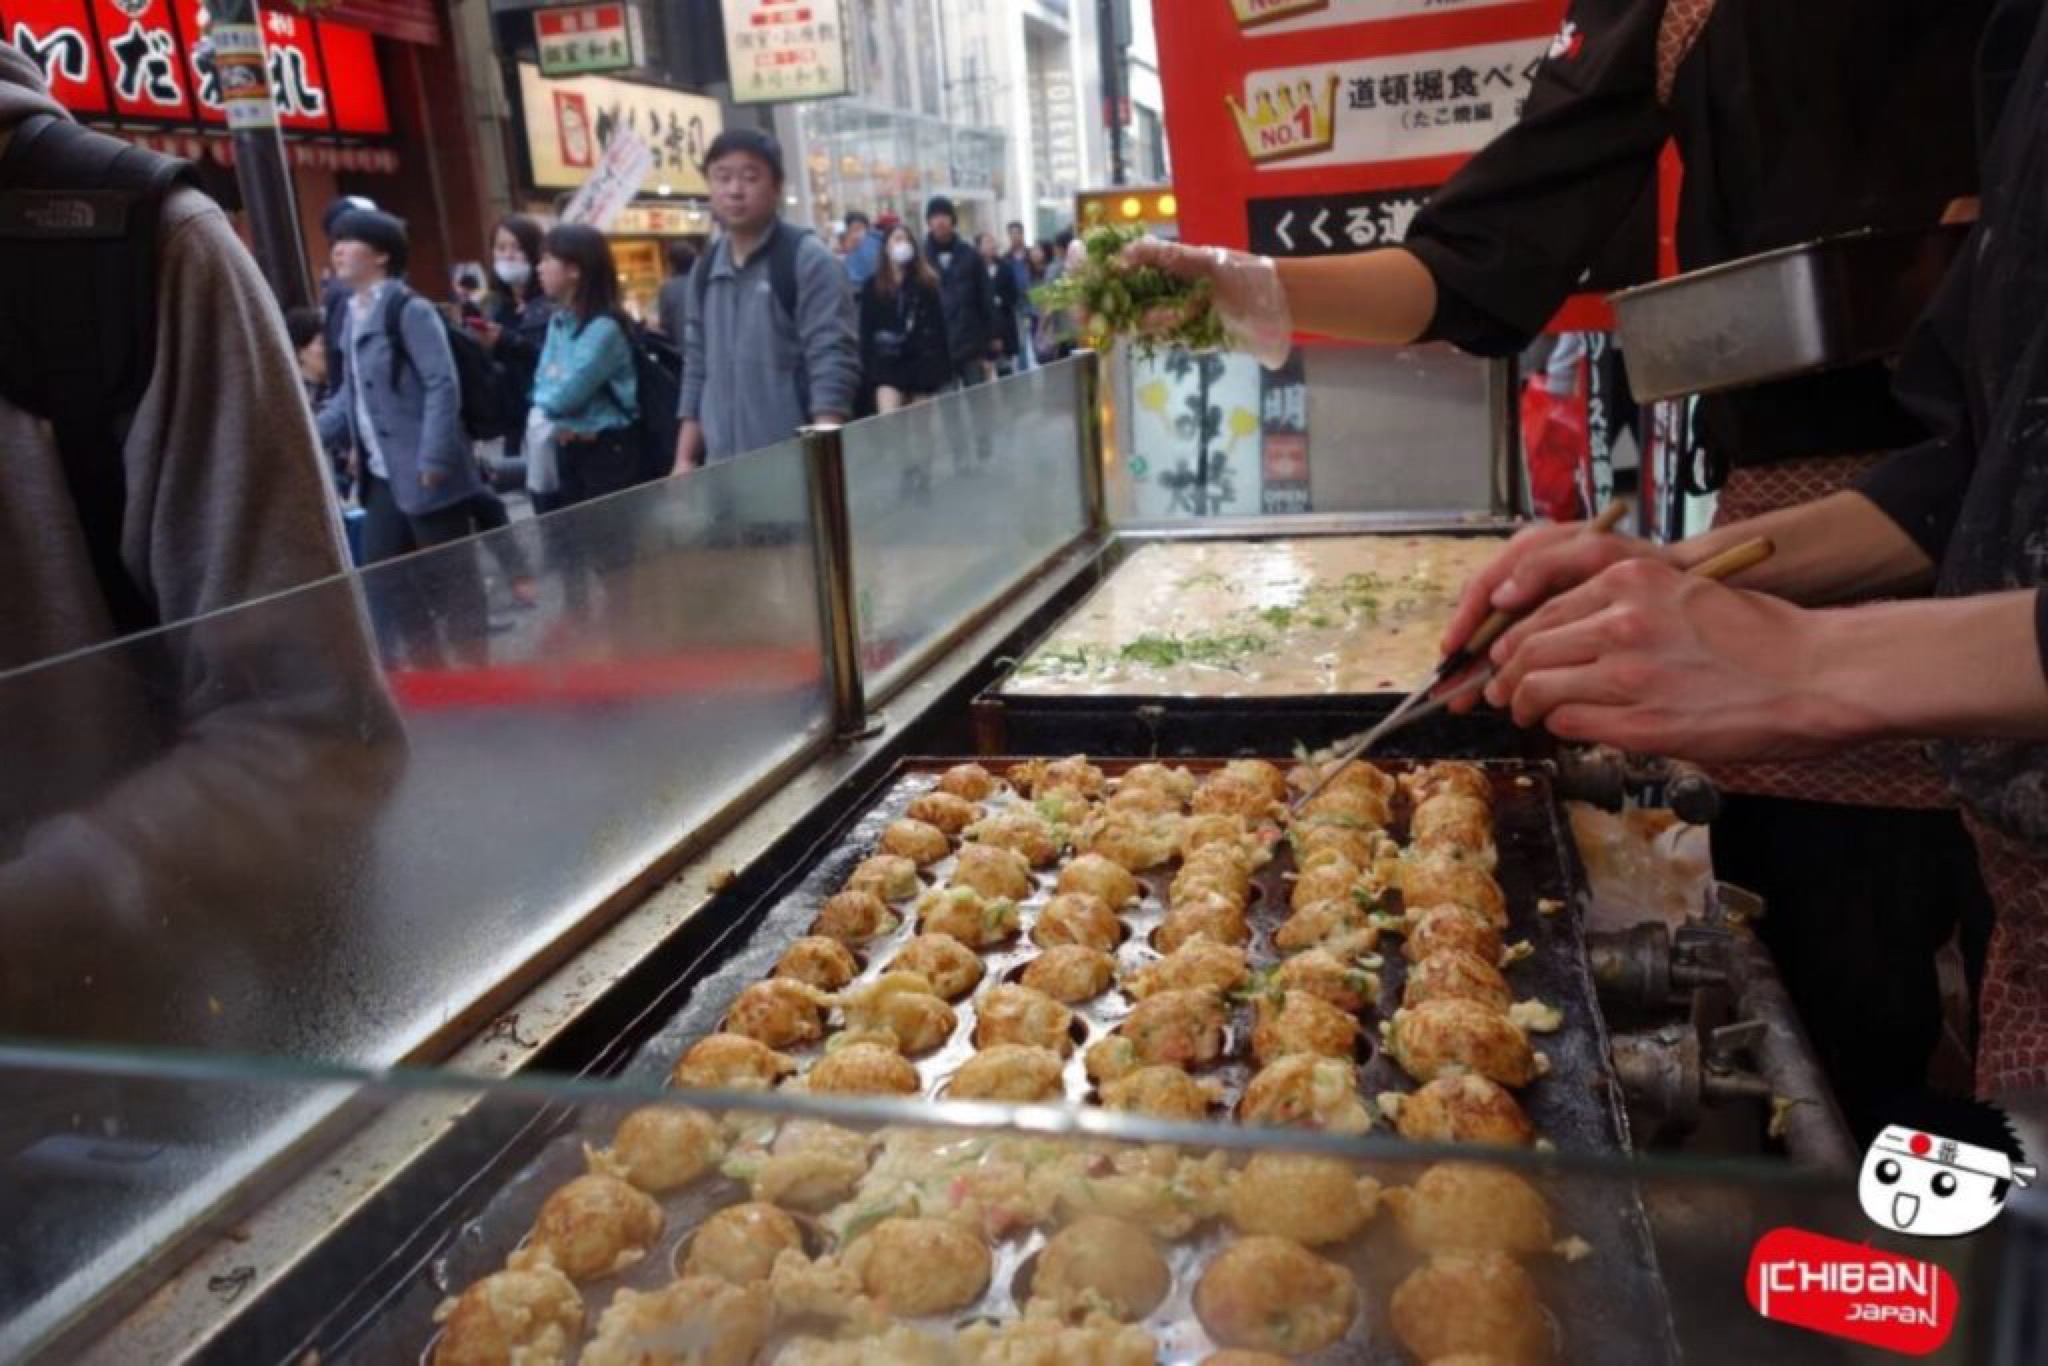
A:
[1443, 522, 1668, 657]
[1480, 559, 1869, 761]
[1117, 237, 1295, 368]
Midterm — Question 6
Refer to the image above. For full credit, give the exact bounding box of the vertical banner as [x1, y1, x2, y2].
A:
[560, 124, 655, 231]
[1155, 0, 1632, 333]
[1259, 350, 1310, 513]
[208, 20, 275, 131]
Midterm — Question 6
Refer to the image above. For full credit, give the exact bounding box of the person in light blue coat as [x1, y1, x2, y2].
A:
[533, 223, 640, 506]
[316, 209, 488, 666]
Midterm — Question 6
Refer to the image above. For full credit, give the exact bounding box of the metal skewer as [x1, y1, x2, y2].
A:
[1289, 525, 1775, 812]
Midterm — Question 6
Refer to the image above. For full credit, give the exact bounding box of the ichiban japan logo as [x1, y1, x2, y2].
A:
[1227, 75, 1340, 164]
[1747, 1094, 2034, 1356]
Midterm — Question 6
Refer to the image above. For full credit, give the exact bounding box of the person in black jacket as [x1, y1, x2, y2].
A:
[860, 225, 953, 410]
[979, 231, 1022, 376]
[924, 195, 995, 388]
[1135, 0, 2001, 1138]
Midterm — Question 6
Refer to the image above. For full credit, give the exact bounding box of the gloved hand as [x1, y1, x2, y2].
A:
[1120, 237, 1295, 369]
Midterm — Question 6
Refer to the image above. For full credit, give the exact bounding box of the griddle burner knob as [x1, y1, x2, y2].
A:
[1664, 762, 1722, 824]
[1556, 744, 1628, 810]
[1587, 923, 1675, 1013]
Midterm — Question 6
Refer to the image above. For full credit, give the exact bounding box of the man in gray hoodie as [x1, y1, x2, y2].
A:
[673, 128, 859, 468]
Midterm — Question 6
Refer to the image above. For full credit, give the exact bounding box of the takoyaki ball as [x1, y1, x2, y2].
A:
[1386, 1164, 1554, 1256]
[1273, 947, 1379, 1014]
[1123, 939, 1251, 1000]
[1120, 761, 1198, 805]
[967, 809, 1062, 867]
[1020, 944, 1117, 1003]
[838, 973, 959, 1054]
[1086, 987, 1227, 1081]
[512, 1173, 664, 1282]
[1179, 812, 1260, 863]
[1404, 947, 1513, 1013]
[682, 1201, 805, 1284]
[1104, 783, 1181, 817]
[1226, 1153, 1380, 1247]
[916, 886, 1022, 949]
[1288, 755, 1397, 797]
[843, 1216, 992, 1317]
[973, 983, 1076, 1054]
[954, 1321, 1155, 1365]
[1387, 1000, 1544, 1088]
[1389, 1252, 1552, 1366]
[1040, 753, 1105, 794]
[803, 1041, 921, 1097]
[747, 1120, 872, 1212]
[1274, 897, 1377, 956]
[1183, 837, 1261, 886]
[1411, 803, 1497, 872]
[1055, 852, 1141, 908]
[1035, 784, 1096, 830]
[774, 935, 861, 992]
[1240, 1055, 1372, 1134]
[1201, 1354, 1293, 1366]
[1154, 897, 1252, 954]
[1292, 822, 1387, 873]
[810, 889, 898, 945]
[1398, 855, 1508, 928]
[1298, 784, 1393, 831]
[951, 842, 1035, 902]
[1252, 990, 1361, 1067]
[669, 1033, 797, 1092]
[1404, 903, 1506, 965]
[1193, 1236, 1358, 1356]
[1401, 761, 1494, 807]
[432, 1266, 584, 1366]
[590, 1106, 722, 1193]
[1190, 774, 1283, 823]
[1291, 859, 1381, 913]
[1079, 807, 1182, 871]
[937, 762, 1000, 801]
[1219, 758, 1290, 803]
[580, 1277, 772, 1366]
[880, 817, 953, 867]
[724, 978, 827, 1049]
[844, 853, 922, 903]
[1099, 1064, 1224, 1120]
[905, 790, 982, 834]
[946, 1043, 1067, 1101]
[1391, 1074, 1536, 1148]
[1005, 757, 1052, 794]
[887, 933, 986, 1000]
[1032, 891, 1123, 953]
[1034, 1216, 1171, 1322]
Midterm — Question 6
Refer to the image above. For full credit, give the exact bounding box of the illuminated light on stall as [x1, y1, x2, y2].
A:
[1120, 195, 1144, 219]
[1158, 192, 1178, 217]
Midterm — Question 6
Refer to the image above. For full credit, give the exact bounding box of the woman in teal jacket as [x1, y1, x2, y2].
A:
[534, 224, 639, 506]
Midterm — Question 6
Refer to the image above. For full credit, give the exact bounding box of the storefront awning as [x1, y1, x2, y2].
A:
[318, 0, 440, 45]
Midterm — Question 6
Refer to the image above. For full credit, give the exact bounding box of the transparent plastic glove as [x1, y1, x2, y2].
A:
[1121, 237, 1295, 369]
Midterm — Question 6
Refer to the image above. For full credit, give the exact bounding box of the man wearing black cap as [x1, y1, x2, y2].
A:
[316, 209, 489, 666]
[925, 195, 996, 389]
[674, 127, 858, 468]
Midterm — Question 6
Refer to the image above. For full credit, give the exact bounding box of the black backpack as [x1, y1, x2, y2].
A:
[625, 323, 682, 483]
[689, 219, 803, 322]
[0, 114, 198, 635]
[379, 285, 508, 442]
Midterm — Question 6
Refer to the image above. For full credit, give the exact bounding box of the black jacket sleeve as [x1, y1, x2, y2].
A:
[1852, 232, 1980, 562]
[1406, 0, 1668, 355]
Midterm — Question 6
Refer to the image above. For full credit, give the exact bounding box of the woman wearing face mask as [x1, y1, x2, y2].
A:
[533, 223, 640, 506]
[859, 226, 953, 412]
[478, 215, 554, 460]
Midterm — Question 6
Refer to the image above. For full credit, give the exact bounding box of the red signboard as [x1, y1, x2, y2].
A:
[2, 0, 106, 114]
[1746, 1227, 1960, 1357]
[0, 0, 390, 137]
[1156, 0, 1623, 331]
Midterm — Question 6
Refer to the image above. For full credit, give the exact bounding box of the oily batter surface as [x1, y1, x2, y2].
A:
[1007, 536, 1505, 697]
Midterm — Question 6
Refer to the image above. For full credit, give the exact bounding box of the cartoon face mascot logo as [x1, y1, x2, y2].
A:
[1860, 1092, 2036, 1239]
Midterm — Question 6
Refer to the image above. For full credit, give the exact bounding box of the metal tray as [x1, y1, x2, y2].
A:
[330, 757, 1673, 1366]
[1609, 224, 1968, 403]
[974, 524, 1533, 758]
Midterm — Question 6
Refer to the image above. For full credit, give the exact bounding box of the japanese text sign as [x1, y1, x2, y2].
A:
[517, 62, 720, 196]
[537, 2, 643, 78]
[721, 0, 851, 104]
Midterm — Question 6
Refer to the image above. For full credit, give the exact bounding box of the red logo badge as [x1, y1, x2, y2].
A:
[1746, 1227, 1959, 1356]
